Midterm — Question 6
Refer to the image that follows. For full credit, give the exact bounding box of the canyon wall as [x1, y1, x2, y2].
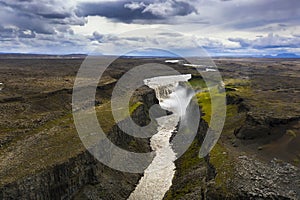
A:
[0, 86, 156, 200]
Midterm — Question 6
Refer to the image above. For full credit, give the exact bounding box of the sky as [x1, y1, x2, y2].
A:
[0, 0, 299, 56]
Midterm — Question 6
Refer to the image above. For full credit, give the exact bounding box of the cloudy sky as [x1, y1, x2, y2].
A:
[0, 0, 299, 56]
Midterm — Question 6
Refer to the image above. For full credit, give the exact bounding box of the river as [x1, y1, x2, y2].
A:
[128, 74, 192, 200]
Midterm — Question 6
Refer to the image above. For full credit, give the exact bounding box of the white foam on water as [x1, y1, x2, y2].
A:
[128, 74, 192, 200]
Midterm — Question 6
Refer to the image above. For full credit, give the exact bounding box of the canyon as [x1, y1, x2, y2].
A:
[0, 57, 299, 199]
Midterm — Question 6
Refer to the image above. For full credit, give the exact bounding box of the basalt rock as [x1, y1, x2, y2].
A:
[235, 112, 300, 140]
[0, 87, 157, 200]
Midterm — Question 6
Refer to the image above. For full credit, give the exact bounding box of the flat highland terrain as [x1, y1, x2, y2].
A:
[0, 57, 299, 199]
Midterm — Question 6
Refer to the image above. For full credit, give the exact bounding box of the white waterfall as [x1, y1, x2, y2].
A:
[128, 74, 192, 200]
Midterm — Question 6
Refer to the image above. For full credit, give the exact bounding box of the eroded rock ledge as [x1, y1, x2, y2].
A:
[0, 86, 157, 200]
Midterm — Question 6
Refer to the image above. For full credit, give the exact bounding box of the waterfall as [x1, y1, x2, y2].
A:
[128, 74, 193, 200]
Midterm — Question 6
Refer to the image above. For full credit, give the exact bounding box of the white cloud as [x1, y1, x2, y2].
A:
[124, 2, 146, 10]
[229, 33, 300, 49]
[0, 0, 299, 56]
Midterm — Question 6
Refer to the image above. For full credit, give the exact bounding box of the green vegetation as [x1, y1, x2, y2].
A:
[286, 129, 297, 138]
[0, 97, 145, 187]
[195, 86, 226, 127]
[0, 112, 83, 187]
[222, 104, 246, 136]
[173, 77, 244, 197]
[210, 143, 235, 196]
[225, 78, 250, 87]
[191, 77, 249, 132]
[188, 78, 207, 90]
[164, 139, 205, 200]
[293, 158, 300, 165]
[129, 101, 143, 115]
[225, 78, 252, 98]
[196, 91, 212, 124]
[178, 140, 205, 175]
[164, 179, 202, 200]
[96, 100, 143, 133]
[96, 101, 116, 133]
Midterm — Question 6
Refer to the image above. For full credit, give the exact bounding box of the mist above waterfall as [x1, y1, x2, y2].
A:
[160, 84, 195, 118]
[129, 74, 194, 200]
[144, 74, 193, 117]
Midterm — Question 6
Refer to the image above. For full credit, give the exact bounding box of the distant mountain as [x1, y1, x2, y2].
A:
[263, 53, 300, 58]
[0, 53, 87, 59]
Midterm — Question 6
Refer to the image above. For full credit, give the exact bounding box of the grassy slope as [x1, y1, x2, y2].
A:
[0, 97, 144, 187]
[164, 76, 250, 198]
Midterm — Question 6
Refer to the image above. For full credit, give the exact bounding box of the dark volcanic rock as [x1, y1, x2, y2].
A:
[235, 113, 300, 140]
[234, 155, 300, 199]
[0, 87, 158, 200]
[0, 151, 140, 200]
[235, 124, 270, 140]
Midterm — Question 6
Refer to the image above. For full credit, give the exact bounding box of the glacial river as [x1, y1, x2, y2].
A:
[128, 74, 192, 200]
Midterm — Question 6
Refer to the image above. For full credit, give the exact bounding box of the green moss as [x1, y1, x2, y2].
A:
[196, 91, 212, 124]
[0, 112, 74, 151]
[1, 96, 147, 186]
[286, 129, 297, 138]
[1, 97, 143, 184]
[164, 180, 202, 200]
[224, 78, 250, 87]
[222, 105, 246, 136]
[95, 102, 115, 133]
[293, 158, 300, 164]
[129, 101, 143, 115]
[128, 139, 138, 149]
[96, 101, 143, 134]
[210, 143, 235, 196]
[195, 87, 226, 127]
[0, 112, 84, 187]
[164, 139, 205, 200]
[188, 78, 207, 90]
[189, 78, 243, 195]
[179, 140, 205, 174]
[225, 78, 252, 99]
[191, 78, 249, 134]
[226, 105, 238, 117]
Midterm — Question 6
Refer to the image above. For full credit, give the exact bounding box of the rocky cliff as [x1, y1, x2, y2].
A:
[0, 86, 157, 200]
[163, 81, 300, 200]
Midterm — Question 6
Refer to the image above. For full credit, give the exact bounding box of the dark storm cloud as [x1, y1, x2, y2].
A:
[0, 26, 16, 38]
[76, 0, 197, 23]
[38, 13, 71, 19]
[76, 1, 161, 22]
[0, 0, 299, 56]
[0, 25, 36, 38]
[218, 0, 300, 30]
[0, 0, 84, 37]
[0, 0, 71, 20]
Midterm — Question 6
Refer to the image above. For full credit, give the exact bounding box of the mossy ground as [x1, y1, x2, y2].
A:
[0, 112, 83, 187]
[286, 129, 297, 138]
[0, 97, 144, 187]
[188, 78, 207, 90]
[167, 76, 247, 198]
[129, 101, 143, 115]
[164, 139, 205, 200]
[209, 143, 235, 196]
[95, 100, 143, 133]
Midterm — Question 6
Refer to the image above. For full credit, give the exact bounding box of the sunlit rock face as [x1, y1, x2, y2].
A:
[128, 74, 193, 200]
